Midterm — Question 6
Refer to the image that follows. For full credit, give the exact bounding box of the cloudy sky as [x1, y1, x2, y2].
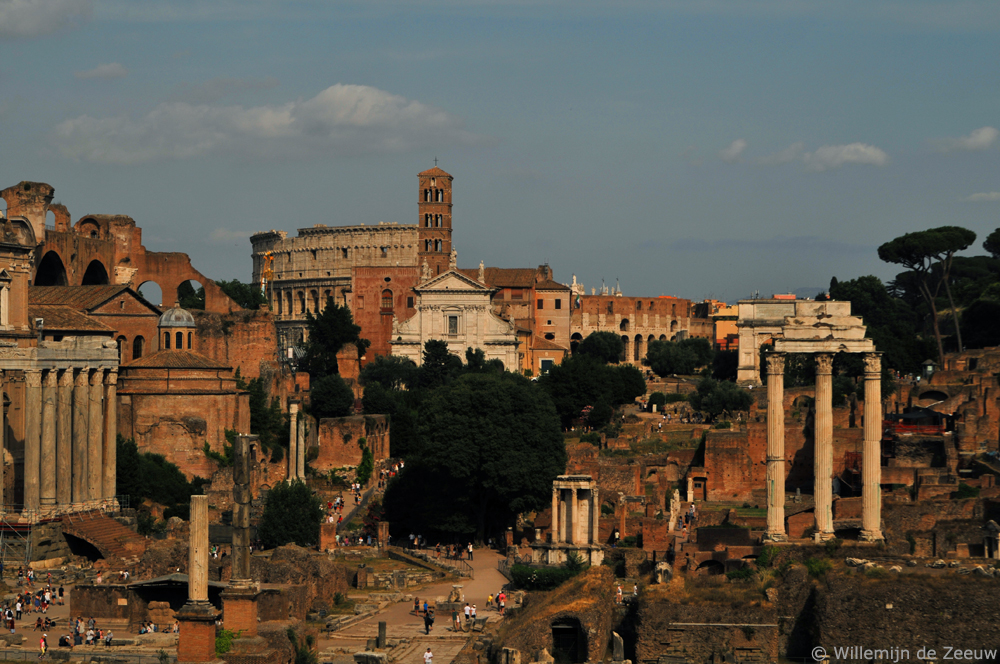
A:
[2, 0, 999, 302]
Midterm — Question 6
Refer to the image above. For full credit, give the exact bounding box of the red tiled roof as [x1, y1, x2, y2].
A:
[418, 166, 452, 177]
[531, 336, 569, 351]
[534, 279, 570, 291]
[29, 285, 131, 309]
[29, 305, 113, 333]
[458, 267, 539, 289]
[125, 350, 229, 370]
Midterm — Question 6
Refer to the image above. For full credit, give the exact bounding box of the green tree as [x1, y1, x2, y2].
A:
[116, 435, 205, 514]
[258, 479, 323, 548]
[576, 331, 624, 363]
[300, 303, 369, 379]
[712, 350, 738, 381]
[177, 281, 205, 310]
[383, 372, 565, 540]
[359, 354, 418, 391]
[310, 374, 355, 419]
[984, 228, 1000, 260]
[216, 279, 267, 310]
[961, 299, 1000, 349]
[356, 441, 374, 485]
[418, 339, 463, 389]
[235, 370, 287, 461]
[878, 226, 977, 359]
[688, 378, 753, 422]
[539, 355, 644, 428]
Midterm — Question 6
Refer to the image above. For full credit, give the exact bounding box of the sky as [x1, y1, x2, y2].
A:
[1, 0, 999, 303]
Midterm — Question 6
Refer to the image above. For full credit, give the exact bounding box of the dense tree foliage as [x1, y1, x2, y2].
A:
[235, 370, 287, 461]
[537, 354, 646, 428]
[688, 378, 753, 422]
[310, 374, 356, 419]
[258, 479, 324, 549]
[418, 340, 464, 389]
[383, 372, 565, 540]
[116, 435, 207, 519]
[359, 355, 418, 391]
[984, 229, 1000, 260]
[217, 279, 268, 310]
[644, 337, 713, 377]
[576, 331, 625, 363]
[301, 303, 370, 378]
[878, 226, 976, 358]
[177, 281, 206, 310]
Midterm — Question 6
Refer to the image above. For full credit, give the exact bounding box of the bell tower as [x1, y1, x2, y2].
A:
[417, 166, 453, 276]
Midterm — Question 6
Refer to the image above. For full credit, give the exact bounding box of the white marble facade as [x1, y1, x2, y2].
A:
[390, 270, 519, 369]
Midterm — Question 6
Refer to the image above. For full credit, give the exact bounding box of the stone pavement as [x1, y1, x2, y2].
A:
[320, 547, 510, 663]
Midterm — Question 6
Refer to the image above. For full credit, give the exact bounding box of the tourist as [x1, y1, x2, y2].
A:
[105, 630, 113, 647]
[463, 602, 470, 623]
[423, 609, 433, 634]
[487, 593, 493, 610]
[34, 617, 42, 631]
[422, 600, 428, 615]
[38, 633, 47, 659]
[15, 600, 21, 620]
[85, 628, 94, 645]
[451, 608, 460, 632]
[616, 585, 623, 605]
[424, 647, 433, 664]
[499, 592, 506, 616]
[470, 604, 477, 621]
[413, 598, 420, 615]
[467, 542, 473, 560]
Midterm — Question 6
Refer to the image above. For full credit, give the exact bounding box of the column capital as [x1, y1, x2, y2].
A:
[863, 352, 882, 375]
[815, 353, 834, 375]
[25, 370, 42, 388]
[765, 352, 785, 375]
[89, 369, 102, 386]
[58, 369, 74, 387]
[75, 368, 90, 387]
[43, 369, 58, 387]
[105, 369, 118, 385]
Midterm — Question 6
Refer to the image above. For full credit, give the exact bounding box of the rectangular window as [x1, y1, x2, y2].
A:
[448, 316, 458, 335]
[407, 297, 414, 309]
[510, 289, 522, 300]
[555, 299, 562, 310]
[540, 359, 554, 375]
[357, 296, 364, 310]
[341, 248, 348, 259]
[537, 299, 543, 309]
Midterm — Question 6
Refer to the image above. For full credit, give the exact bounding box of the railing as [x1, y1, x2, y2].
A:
[0, 648, 175, 663]
[497, 552, 526, 581]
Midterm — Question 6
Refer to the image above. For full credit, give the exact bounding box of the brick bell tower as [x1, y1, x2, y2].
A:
[417, 166, 453, 276]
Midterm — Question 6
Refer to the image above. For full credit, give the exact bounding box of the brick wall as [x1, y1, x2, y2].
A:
[177, 617, 216, 663]
[314, 415, 390, 471]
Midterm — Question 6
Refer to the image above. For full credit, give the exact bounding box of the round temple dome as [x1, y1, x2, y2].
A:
[158, 303, 196, 328]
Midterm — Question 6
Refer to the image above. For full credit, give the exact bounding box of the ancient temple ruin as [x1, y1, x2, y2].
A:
[533, 475, 604, 566]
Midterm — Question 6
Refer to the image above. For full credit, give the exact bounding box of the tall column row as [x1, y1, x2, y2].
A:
[550, 486, 599, 545]
[16, 367, 117, 516]
[288, 400, 302, 481]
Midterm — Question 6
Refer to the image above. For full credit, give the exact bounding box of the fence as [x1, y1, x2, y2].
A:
[497, 552, 527, 581]
[0, 647, 175, 662]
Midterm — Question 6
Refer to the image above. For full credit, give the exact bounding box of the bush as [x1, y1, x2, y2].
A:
[663, 393, 687, 404]
[864, 566, 888, 579]
[649, 392, 667, 408]
[215, 629, 241, 655]
[956, 482, 980, 499]
[726, 566, 755, 581]
[258, 479, 324, 549]
[510, 564, 579, 590]
[824, 538, 843, 556]
[310, 374, 356, 419]
[804, 557, 832, 578]
[756, 545, 778, 569]
[580, 432, 601, 445]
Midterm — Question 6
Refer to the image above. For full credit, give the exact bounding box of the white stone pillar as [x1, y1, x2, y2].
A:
[0, 370, 5, 513]
[88, 369, 103, 504]
[813, 354, 834, 541]
[104, 370, 118, 503]
[189, 495, 209, 602]
[591, 487, 600, 545]
[24, 370, 42, 512]
[40, 370, 57, 509]
[288, 401, 299, 480]
[765, 353, 787, 541]
[551, 487, 560, 543]
[57, 370, 73, 507]
[861, 353, 884, 541]
[567, 487, 576, 545]
[72, 369, 89, 506]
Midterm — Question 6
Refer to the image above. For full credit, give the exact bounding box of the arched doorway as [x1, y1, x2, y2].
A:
[138, 281, 163, 307]
[551, 617, 587, 664]
[81, 260, 110, 286]
[35, 251, 68, 286]
[132, 336, 145, 361]
[177, 280, 205, 310]
[620, 335, 630, 363]
[570, 333, 583, 354]
[634, 334, 643, 362]
[696, 560, 725, 576]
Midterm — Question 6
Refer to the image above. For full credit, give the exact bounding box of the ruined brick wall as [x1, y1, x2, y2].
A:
[314, 415, 390, 471]
[249, 545, 349, 612]
[597, 462, 642, 499]
[257, 585, 310, 621]
[351, 266, 420, 361]
[636, 598, 779, 664]
[194, 310, 279, 381]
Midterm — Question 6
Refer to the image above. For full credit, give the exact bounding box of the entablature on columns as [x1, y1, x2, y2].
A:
[772, 339, 875, 355]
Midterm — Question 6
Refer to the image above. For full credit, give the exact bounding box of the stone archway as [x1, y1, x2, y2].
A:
[81, 259, 110, 285]
[551, 617, 587, 664]
[35, 250, 68, 286]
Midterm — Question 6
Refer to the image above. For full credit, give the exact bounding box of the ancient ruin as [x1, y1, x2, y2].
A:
[532, 475, 603, 566]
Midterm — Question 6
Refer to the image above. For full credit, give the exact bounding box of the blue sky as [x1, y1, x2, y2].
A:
[2, 0, 999, 302]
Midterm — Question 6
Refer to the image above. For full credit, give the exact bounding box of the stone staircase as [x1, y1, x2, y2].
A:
[61, 512, 147, 561]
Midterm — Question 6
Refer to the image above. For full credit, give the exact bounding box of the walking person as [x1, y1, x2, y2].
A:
[38, 633, 47, 659]
[467, 542, 473, 560]
[424, 648, 433, 664]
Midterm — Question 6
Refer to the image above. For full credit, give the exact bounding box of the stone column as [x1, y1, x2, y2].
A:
[765, 353, 787, 541]
[566, 487, 576, 545]
[222, 435, 261, 636]
[176, 494, 218, 664]
[0, 370, 5, 512]
[88, 369, 103, 504]
[551, 487, 560, 543]
[40, 370, 57, 509]
[57, 370, 73, 507]
[861, 353, 884, 541]
[24, 370, 42, 513]
[288, 400, 299, 480]
[103, 370, 118, 503]
[591, 487, 600, 545]
[296, 413, 306, 479]
[813, 354, 834, 541]
[72, 369, 90, 506]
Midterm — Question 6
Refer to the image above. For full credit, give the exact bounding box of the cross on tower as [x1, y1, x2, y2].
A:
[433, 157, 438, 166]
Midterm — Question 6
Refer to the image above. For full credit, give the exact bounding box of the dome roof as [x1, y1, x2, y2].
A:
[159, 303, 196, 328]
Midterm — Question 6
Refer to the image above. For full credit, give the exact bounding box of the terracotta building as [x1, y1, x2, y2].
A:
[117, 305, 249, 480]
[250, 167, 455, 358]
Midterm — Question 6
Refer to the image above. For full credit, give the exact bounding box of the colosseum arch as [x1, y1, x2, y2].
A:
[35, 251, 68, 286]
[81, 260, 110, 286]
[137, 281, 163, 307]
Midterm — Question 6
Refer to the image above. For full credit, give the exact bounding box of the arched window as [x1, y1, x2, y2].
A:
[133, 336, 144, 360]
[164, 332, 170, 350]
[276, 294, 282, 315]
[310, 290, 319, 313]
[285, 291, 292, 315]
[424, 189, 431, 202]
[436, 189, 443, 202]
[298, 292, 306, 314]
[436, 214, 442, 227]
[176, 331, 183, 349]
[188, 331, 193, 349]
[620, 319, 629, 332]
[381, 289, 393, 311]
[435, 239, 442, 251]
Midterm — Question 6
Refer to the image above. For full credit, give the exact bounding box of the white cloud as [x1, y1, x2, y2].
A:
[0, 0, 90, 39]
[963, 191, 1000, 202]
[74, 62, 128, 79]
[719, 138, 747, 163]
[51, 83, 485, 164]
[936, 126, 999, 152]
[757, 142, 804, 165]
[802, 143, 889, 172]
[169, 76, 279, 104]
